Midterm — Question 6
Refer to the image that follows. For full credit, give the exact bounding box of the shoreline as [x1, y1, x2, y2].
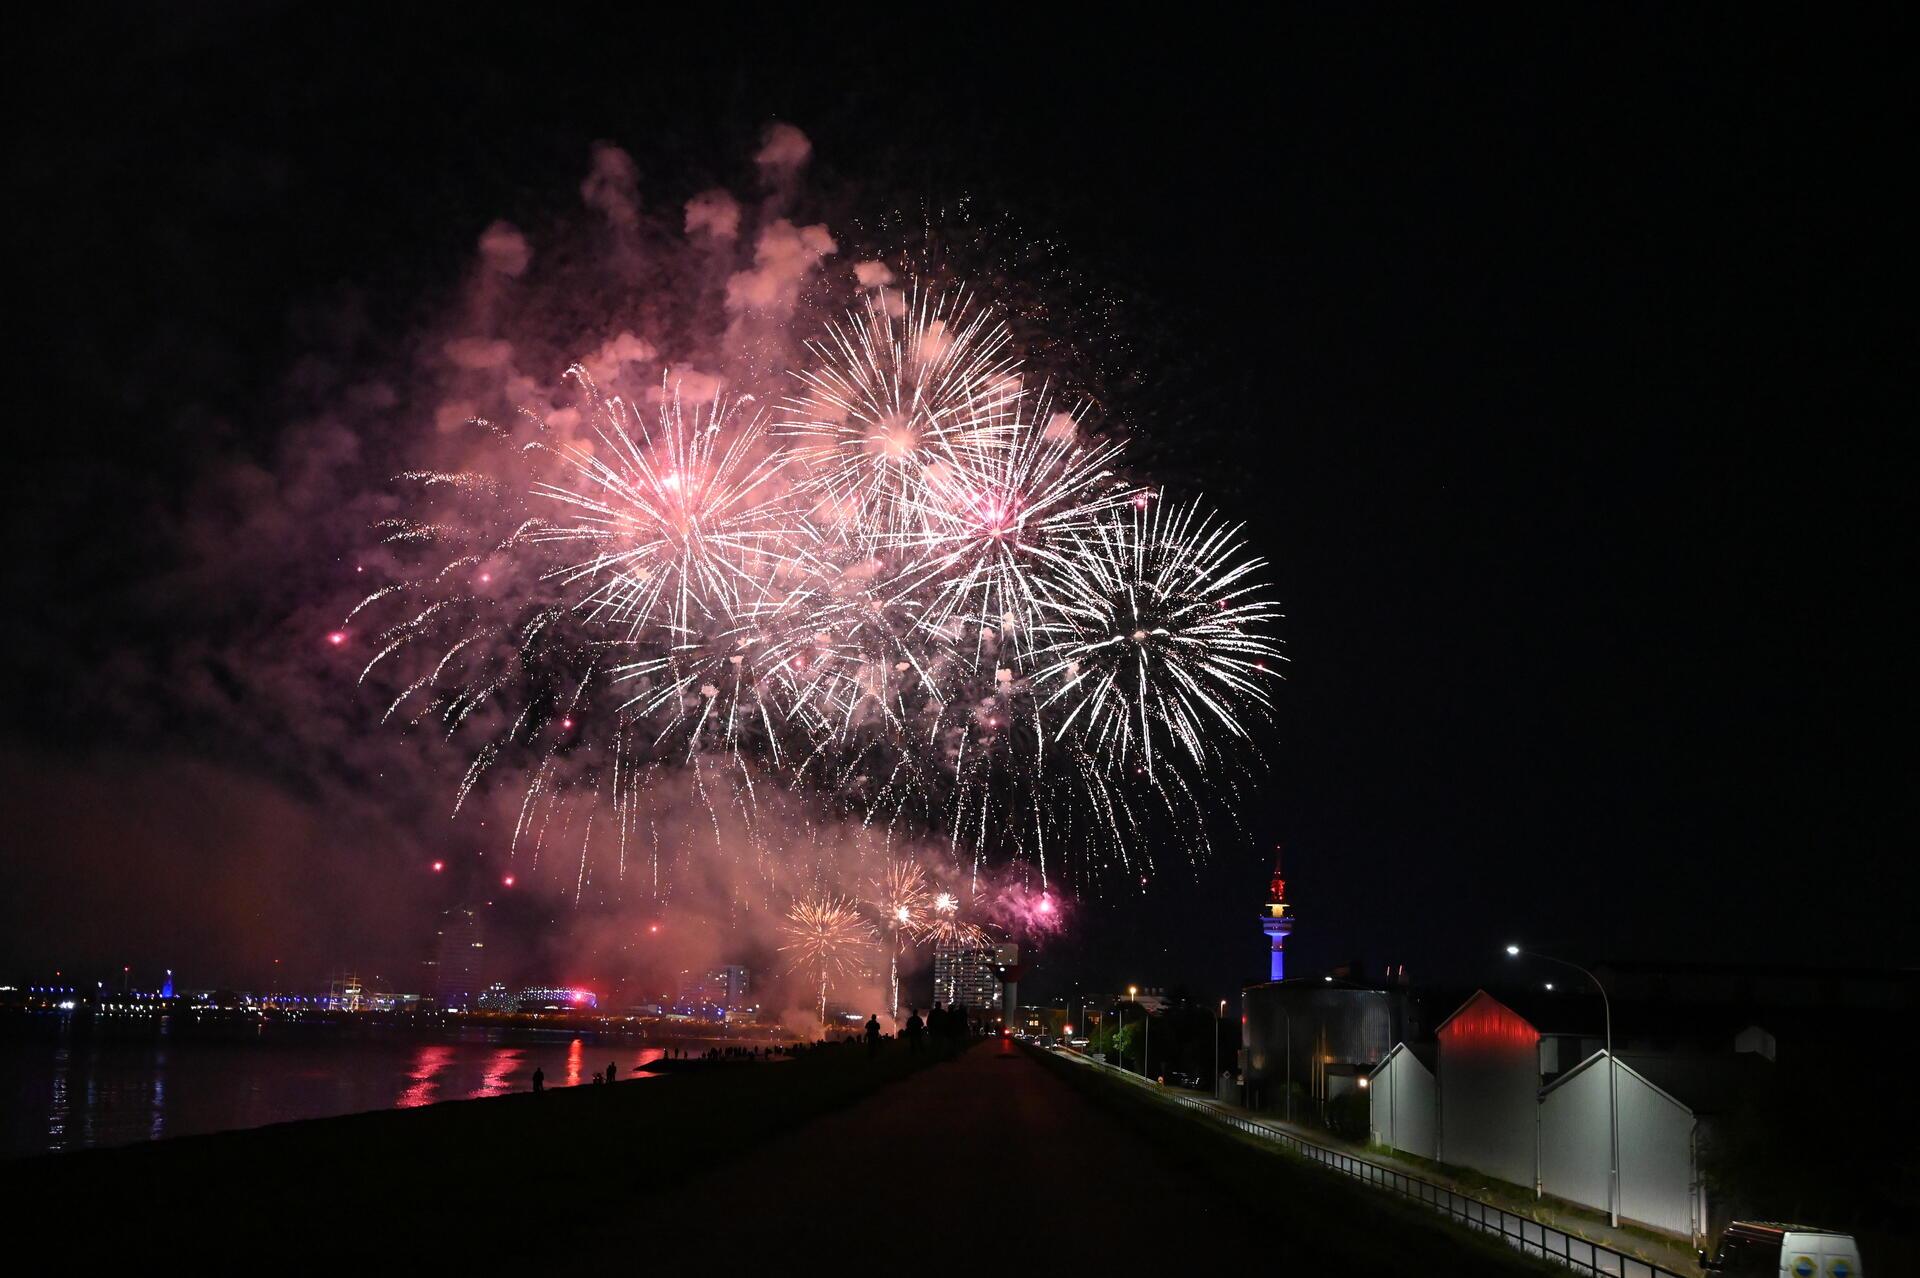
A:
[3, 1036, 961, 1258]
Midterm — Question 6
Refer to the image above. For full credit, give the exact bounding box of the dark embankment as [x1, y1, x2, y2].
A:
[3, 1038, 952, 1259]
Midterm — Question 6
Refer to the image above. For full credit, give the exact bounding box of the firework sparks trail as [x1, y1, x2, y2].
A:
[888, 396, 1129, 662]
[865, 857, 933, 1018]
[1031, 496, 1285, 780]
[778, 894, 878, 1022]
[777, 286, 1023, 550]
[531, 371, 805, 641]
[921, 888, 988, 951]
[351, 283, 1283, 905]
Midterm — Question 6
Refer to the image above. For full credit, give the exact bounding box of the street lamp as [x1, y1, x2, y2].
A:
[1127, 985, 1146, 1077]
[1507, 943, 1618, 1226]
[1215, 998, 1227, 1099]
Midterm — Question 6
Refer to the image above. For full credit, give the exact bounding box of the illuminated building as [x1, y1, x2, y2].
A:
[1403, 988, 1728, 1240]
[476, 982, 512, 1011]
[1118, 986, 1170, 1013]
[1259, 847, 1292, 981]
[668, 966, 750, 1019]
[1432, 989, 1598, 1188]
[512, 986, 597, 1011]
[467, 983, 595, 1012]
[932, 937, 1000, 1012]
[711, 965, 750, 1009]
[425, 907, 484, 1010]
[992, 943, 1021, 1022]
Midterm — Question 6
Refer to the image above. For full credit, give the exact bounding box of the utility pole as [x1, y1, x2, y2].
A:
[1509, 945, 1618, 1227]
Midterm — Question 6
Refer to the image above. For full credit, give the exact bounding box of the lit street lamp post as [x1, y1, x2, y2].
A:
[1127, 984, 1145, 1077]
[1215, 998, 1227, 1099]
[1507, 944, 1618, 1227]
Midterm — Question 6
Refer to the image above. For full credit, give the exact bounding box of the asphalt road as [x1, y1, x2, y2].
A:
[636, 1036, 1267, 1250]
[626, 1038, 1554, 1273]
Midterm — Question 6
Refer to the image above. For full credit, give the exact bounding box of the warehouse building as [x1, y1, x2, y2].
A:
[1367, 1041, 1437, 1160]
[1433, 988, 1601, 1187]
[1538, 1049, 1768, 1238]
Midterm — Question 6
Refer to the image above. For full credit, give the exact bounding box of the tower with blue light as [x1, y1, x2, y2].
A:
[1260, 849, 1292, 981]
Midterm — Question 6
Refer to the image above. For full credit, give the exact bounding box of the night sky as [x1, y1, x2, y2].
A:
[5, 7, 1910, 1004]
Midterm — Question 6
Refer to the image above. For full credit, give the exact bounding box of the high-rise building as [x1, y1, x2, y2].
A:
[933, 938, 1001, 1011]
[993, 943, 1021, 1020]
[426, 906, 484, 1010]
[709, 965, 750, 1009]
[1260, 848, 1292, 981]
[674, 965, 751, 1015]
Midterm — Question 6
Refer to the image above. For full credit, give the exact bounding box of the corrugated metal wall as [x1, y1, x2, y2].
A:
[1436, 992, 1540, 1188]
[1369, 1046, 1437, 1160]
[1539, 1054, 1701, 1238]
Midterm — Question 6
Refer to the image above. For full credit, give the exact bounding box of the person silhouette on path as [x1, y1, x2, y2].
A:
[865, 1014, 882, 1055]
[905, 1008, 925, 1053]
[531, 1066, 545, 1093]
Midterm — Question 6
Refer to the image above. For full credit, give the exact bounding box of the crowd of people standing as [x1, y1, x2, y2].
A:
[899, 999, 974, 1054]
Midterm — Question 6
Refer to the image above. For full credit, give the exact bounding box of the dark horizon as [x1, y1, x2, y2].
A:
[4, 8, 1910, 1008]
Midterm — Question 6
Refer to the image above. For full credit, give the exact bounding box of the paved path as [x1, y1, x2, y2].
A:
[626, 1039, 1545, 1270]
[633, 1036, 1277, 1252]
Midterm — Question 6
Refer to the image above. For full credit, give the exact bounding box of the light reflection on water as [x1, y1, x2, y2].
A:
[2, 1019, 709, 1159]
[45, 1045, 69, 1153]
[471, 1046, 522, 1100]
[397, 1044, 453, 1109]
[150, 1049, 166, 1142]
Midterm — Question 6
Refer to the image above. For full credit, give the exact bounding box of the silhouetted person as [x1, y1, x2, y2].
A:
[606, 1061, 617, 1083]
[905, 1008, 925, 1053]
[866, 1014, 882, 1055]
[531, 1066, 544, 1093]
[929, 1001, 946, 1045]
[950, 1001, 968, 1043]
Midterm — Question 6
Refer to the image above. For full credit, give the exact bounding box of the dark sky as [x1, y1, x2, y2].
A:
[5, 7, 1910, 1003]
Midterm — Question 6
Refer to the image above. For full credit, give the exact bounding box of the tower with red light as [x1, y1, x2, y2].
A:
[1260, 848, 1292, 982]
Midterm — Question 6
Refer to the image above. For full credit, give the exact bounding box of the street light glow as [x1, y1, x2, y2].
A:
[1505, 943, 1521, 956]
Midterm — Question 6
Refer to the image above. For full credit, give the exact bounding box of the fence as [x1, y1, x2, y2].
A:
[1055, 1048, 1687, 1278]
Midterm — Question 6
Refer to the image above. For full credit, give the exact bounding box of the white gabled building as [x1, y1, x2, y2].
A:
[1367, 1041, 1437, 1160]
[1539, 1050, 1765, 1241]
[1433, 989, 1599, 1189]
[1538, 1051, 1700, 1237]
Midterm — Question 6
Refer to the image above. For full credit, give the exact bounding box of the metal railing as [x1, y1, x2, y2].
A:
[1054, 1048, 1686, 1278]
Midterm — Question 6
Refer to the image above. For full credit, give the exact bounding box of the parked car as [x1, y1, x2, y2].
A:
[1698, 1221, 1862, 1277]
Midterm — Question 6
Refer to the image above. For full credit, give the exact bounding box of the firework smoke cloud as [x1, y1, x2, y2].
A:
[325, 122, 1283, 984]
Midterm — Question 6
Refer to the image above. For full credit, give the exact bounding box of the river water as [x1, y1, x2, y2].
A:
[0, 1013, 742, 1159]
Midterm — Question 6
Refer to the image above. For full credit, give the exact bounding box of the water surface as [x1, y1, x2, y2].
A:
[1, 1014, 736, 1158]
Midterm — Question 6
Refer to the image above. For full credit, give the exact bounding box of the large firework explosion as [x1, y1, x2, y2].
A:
[350, 283, 1283, 907]
[778, 893, 879, 1020]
